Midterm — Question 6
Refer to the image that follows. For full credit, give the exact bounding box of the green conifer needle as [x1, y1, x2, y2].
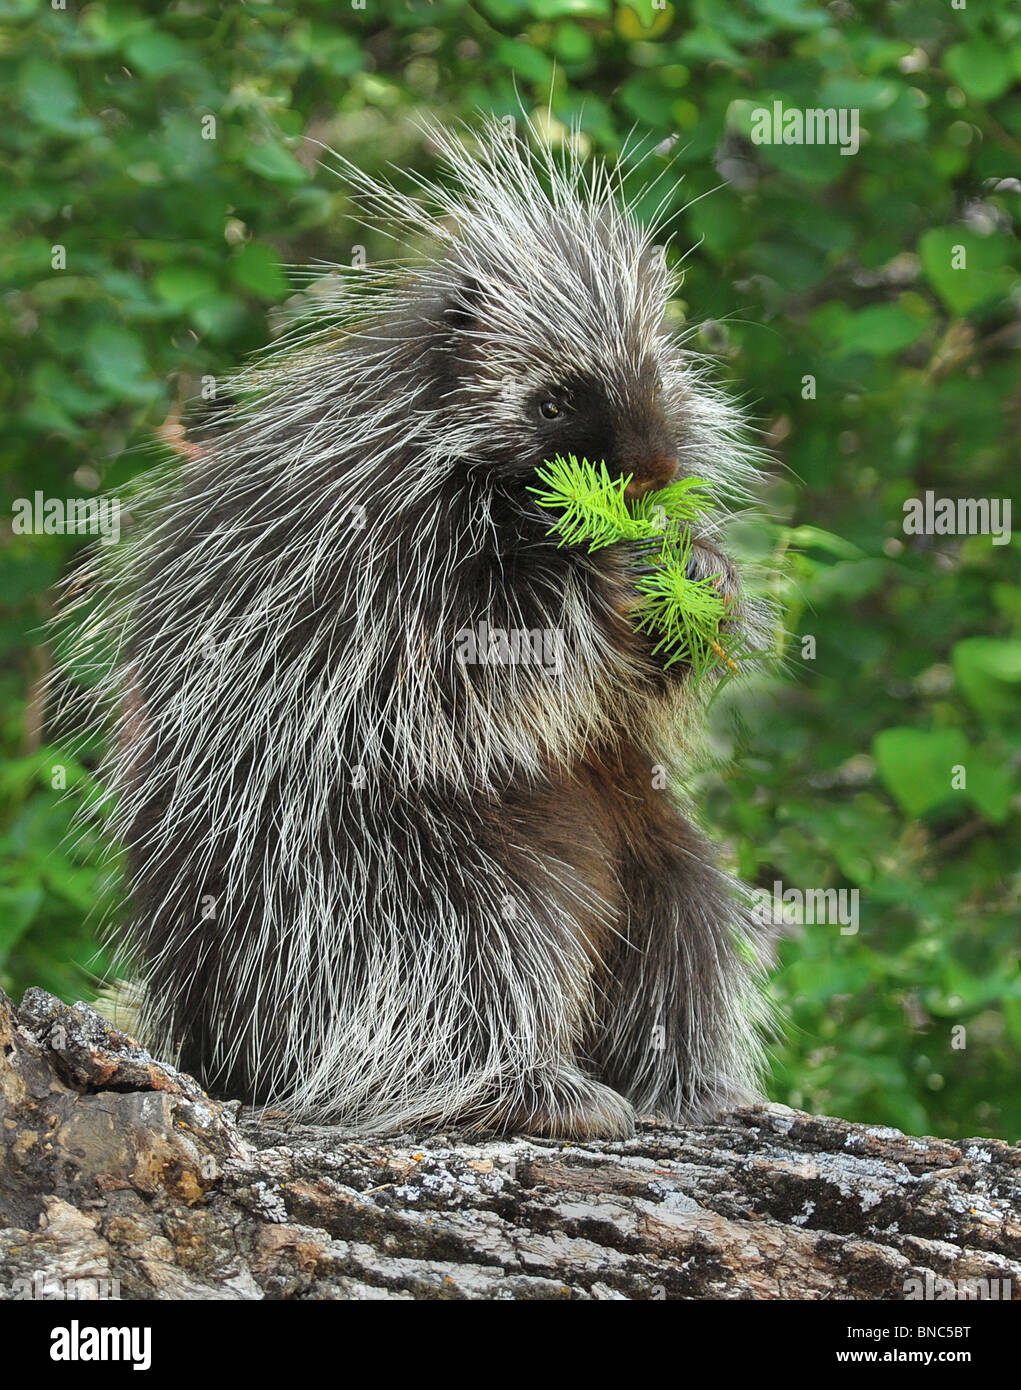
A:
[528, 453, 739, 679]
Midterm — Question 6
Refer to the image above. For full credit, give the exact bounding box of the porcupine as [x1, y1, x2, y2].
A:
[70, 118, 770, 1139]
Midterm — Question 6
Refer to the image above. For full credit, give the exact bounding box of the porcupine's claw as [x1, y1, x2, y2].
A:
[496, 1068, 636, 1141]
[685, 537, 739, 609]
[629, 535, 739, 607]
[687, 538, 743, 671]
[628, 535, 663, 580]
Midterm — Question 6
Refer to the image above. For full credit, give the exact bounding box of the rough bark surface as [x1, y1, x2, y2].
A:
[1, 987, 1018, 1301]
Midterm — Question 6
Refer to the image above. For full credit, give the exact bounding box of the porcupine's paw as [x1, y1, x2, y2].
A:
[627, 534, 741, 682]
[498, 1067, 636, 1141]
[627, 535, 739, 612]
[684, 537, 739, 609]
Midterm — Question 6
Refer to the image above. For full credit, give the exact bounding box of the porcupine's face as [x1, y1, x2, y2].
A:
[527, 366, 677, 506]
[442, 205, 686, 509]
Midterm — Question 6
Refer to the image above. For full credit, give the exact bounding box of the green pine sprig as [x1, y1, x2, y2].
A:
[528, 453, 741, 678]
[529, 454, 647, 549]
[530, 454, 715, 552]
[632, 532, 733, 676]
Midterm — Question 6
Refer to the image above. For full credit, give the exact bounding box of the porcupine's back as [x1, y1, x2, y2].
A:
[66, 118, 764, 1117]
[98, 317, 470, 1099]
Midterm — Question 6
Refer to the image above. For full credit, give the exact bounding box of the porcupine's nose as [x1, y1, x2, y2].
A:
[624, 453, 678, 504]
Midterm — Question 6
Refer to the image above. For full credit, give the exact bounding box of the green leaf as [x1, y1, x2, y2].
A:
[552, 21, 595, 63]
[82, 323, 157, 403]
[494, 38, 554, 84]
[242, 143, 308, 185]
[784, 526, 865, 561]
[952, 638, 1021, 721]
[530, 0, 610, 16]
[834, 301, 933, 357]
[872, 726, 969, 817]
[804, 558, 889, 605]
[230, 242, 290, 299]
[153, 265, 220, 309]
[476, 0, 528, 18]
[749, 0, 828, 29]
[123, 31, 191, 77]
[944, 37, 1014, 102]
[620, 74, 675, 126]
[687, 194, 745, 257]
[819, 76, 898, 111]
[16, 58, 97, 135]
[918, 227, 1014, 315]
[963, 754, 1015, 824]
[189, 293, 249, 341]
[29, 362, 109, 417]
[304, 31, 363, 76]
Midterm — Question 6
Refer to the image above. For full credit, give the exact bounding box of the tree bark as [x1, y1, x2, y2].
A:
[1, 987, 1018, 1301]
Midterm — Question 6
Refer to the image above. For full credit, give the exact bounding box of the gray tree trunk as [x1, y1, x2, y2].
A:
[1, 987, 1018, 1301]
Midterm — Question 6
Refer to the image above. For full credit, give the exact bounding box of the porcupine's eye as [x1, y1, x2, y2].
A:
[539, 399, 562, 420]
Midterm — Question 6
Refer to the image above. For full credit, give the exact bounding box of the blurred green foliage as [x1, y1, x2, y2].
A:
[1, 0, 1018, 1137]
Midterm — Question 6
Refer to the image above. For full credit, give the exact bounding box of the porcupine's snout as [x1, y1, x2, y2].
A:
[623, 452, 678, 503]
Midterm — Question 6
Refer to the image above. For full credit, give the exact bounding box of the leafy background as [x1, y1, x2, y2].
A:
[1, 0, 1018, 1139]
